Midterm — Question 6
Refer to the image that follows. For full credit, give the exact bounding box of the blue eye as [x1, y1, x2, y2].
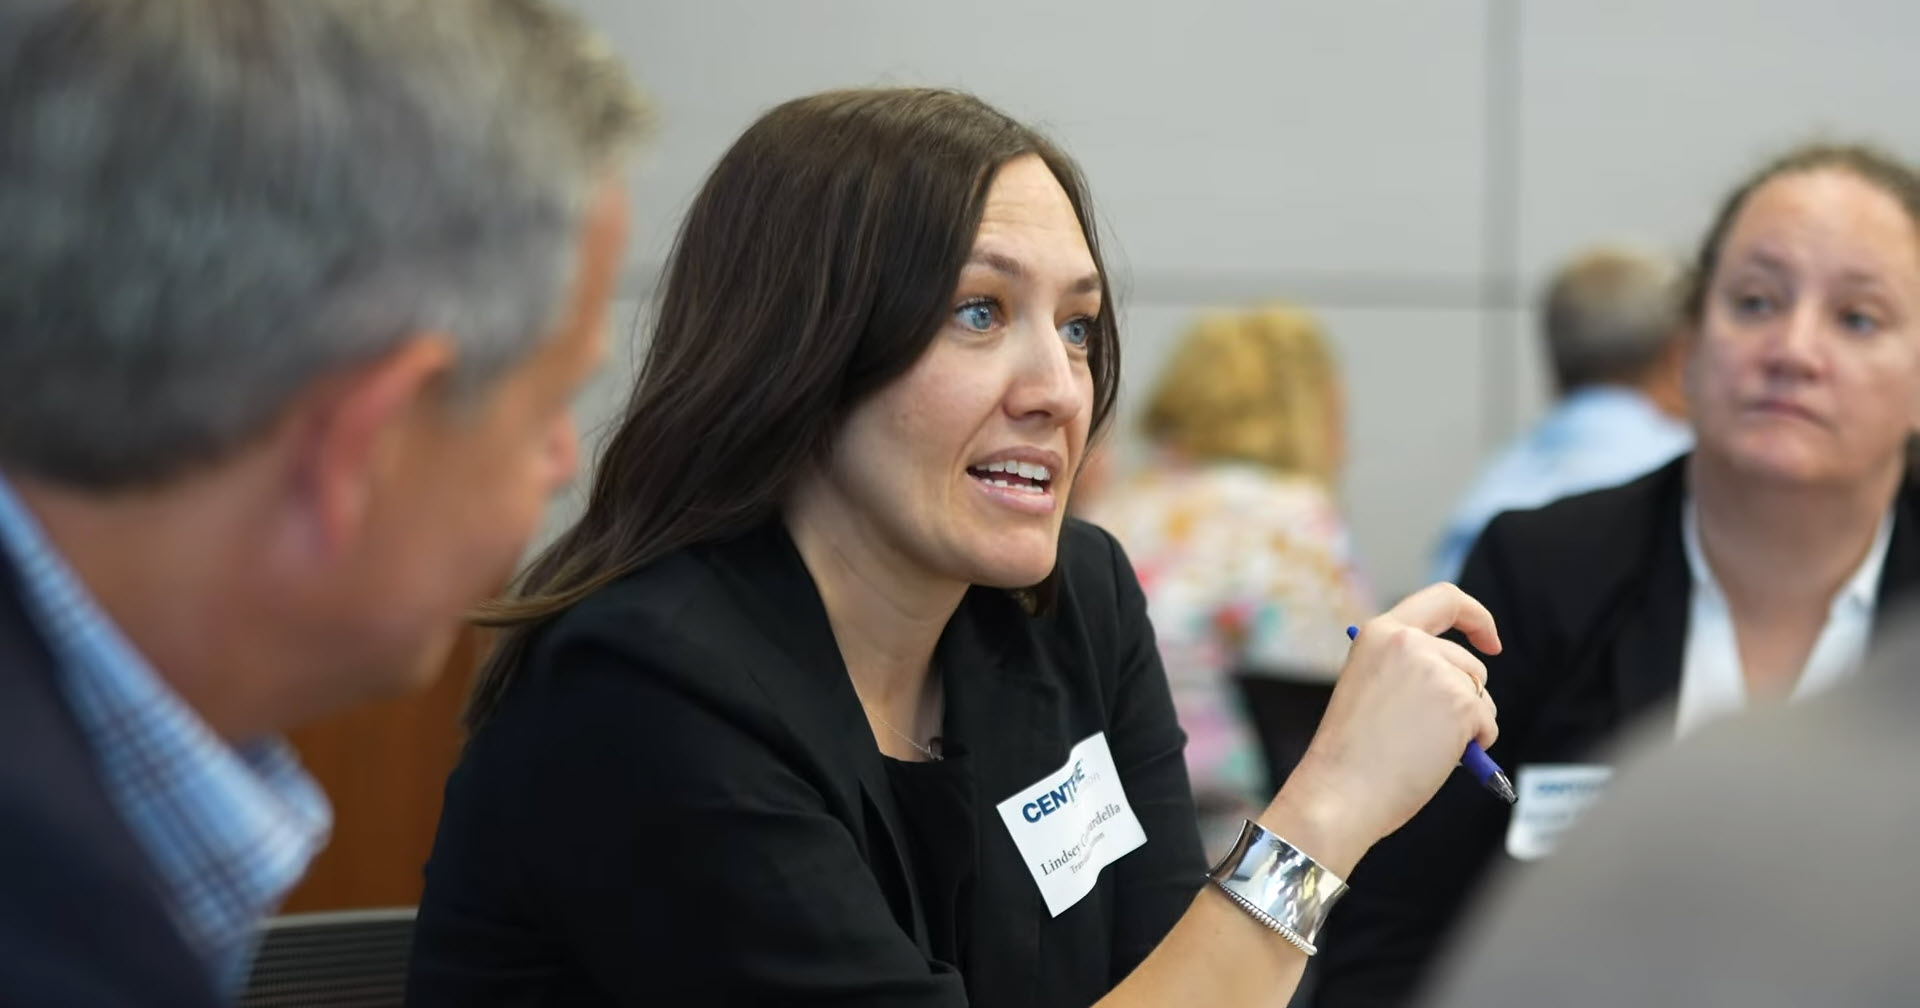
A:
[1060, 317, 1095, 348]
[1841, 308, 1882, 335]
[1731, 291, 1777, 318]
[954, 300, 999, 332]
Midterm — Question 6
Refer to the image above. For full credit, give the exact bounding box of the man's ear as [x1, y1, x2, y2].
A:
[293, 335, 458, 555]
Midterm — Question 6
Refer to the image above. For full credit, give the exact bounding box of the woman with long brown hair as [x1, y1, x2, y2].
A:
[407, 87, 1501, 1007]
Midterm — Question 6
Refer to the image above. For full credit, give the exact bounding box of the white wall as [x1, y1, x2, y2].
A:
[543, 0, 1920, 597]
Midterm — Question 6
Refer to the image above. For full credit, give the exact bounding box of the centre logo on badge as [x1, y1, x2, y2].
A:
[995, 732, 1146, 916]
[1020, 760, 1085, 822]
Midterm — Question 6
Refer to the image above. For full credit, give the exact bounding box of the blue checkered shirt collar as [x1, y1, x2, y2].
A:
[0, 474, 331, 996]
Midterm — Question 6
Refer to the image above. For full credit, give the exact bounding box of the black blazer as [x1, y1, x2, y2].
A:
[1316, 456, 1920, 1006]
[407, 519, 1207, 1007]
[0, 551, 219, 1005]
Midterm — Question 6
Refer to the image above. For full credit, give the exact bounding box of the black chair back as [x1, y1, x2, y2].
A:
[1234, 671, 1336, 794]
[240, 907, 415, 1008]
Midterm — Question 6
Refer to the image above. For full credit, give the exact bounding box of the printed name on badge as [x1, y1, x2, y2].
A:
[1505, 763, 1613, 861]
[994, 732, 1147, 917]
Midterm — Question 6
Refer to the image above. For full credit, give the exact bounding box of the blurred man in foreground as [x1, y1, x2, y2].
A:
[1426, 606, 1920, 1007]
[0, 1, 645, 1002]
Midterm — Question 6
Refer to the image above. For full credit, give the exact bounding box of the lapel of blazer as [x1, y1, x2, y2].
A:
[1871, 472, 1920, 634]
[939, 587, 1048, 804]
[940, 586, 1056, 1004]
[704, 520, 932, 953]
[1606, 459, 1692, 729]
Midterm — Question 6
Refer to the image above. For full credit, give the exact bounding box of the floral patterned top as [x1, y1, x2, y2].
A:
[1088, 462, 1374, 805]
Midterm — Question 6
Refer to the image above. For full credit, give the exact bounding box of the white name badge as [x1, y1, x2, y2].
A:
[994, 732, 1147, 917]
[1505, 763, 1613, 861]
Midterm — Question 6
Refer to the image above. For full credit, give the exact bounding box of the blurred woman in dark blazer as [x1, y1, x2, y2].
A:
[406, 88, 1502, 1007]
[1319, 143, 1920, 1007]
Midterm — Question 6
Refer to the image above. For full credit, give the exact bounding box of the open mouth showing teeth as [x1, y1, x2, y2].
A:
[967, 459, 1052, 494]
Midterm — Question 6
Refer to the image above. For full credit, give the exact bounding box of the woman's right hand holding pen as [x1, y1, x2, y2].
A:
[1095, 583, 1503, 1006]
[1258, 583, 1503, 876]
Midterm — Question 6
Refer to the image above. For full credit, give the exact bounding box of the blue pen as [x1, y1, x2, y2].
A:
[1347, 625, 1517, 805]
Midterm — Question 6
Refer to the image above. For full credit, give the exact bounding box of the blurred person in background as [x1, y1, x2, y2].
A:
[1090, 306, 1373, 856]
[1425, 607, 1920, 1008]
[1430, 246, 1692, 583]
[410, 87, 1503, 1008]
[1317, 142, 1920, 1007]
[0, 1, 644, 1003]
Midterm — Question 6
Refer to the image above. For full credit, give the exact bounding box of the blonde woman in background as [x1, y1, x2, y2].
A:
[1090, 305, 1374, 854]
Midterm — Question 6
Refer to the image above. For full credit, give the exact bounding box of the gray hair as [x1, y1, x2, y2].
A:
[1541, 246, 1684, 394]
[0, 0, 647, 488]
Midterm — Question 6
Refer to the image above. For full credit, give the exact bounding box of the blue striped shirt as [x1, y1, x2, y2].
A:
[0, 475, 330, 996]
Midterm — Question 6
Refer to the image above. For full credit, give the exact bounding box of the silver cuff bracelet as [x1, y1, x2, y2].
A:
[1205, 819, 1349, 956]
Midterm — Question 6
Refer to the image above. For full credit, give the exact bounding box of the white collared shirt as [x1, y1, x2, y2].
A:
[1675, 499, 1892, 737]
